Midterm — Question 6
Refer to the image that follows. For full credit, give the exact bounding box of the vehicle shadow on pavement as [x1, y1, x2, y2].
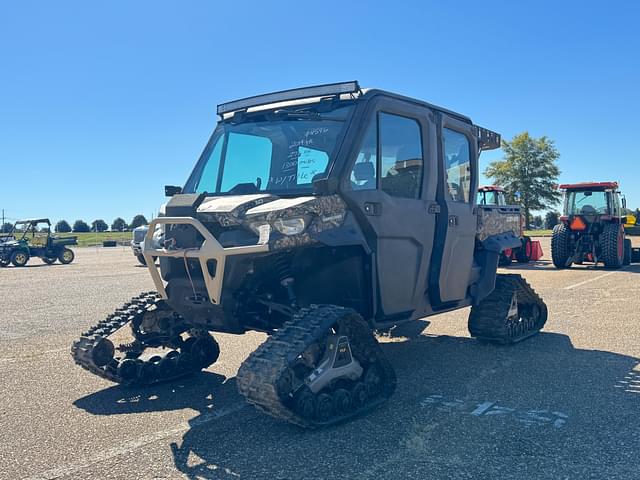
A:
[162, 332, 640, 479]
[73, 371, 241, 416]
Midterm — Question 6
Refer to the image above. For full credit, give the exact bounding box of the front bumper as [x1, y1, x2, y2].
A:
[143, 216, 269, 305]
[131, 242, 142, 255]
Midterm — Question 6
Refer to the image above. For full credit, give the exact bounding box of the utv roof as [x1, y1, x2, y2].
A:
[559, 182, 619, 191]
[478, 185, 505, 192]
[15, 218, 51, 225]
[217, 81, 501, 150]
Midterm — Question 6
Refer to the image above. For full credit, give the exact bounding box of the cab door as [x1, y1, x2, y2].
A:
[430, 113, 479, 304]
[341, 98, 437, 319]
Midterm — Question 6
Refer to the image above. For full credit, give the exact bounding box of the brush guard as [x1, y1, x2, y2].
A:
[143, 217, 270, 305]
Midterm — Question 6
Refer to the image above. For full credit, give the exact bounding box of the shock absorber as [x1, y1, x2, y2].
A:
[274, 254, 297, 307]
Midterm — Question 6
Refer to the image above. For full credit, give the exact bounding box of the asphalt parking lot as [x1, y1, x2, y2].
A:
[1, 238, 640, 480]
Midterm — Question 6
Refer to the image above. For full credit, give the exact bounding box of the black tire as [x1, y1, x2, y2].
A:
[601, 224, 624, 269]
[136, 254, 147, 266]
[42, 257, 57, 265]
[10, 250, 29, 267]
[58, 248, 75, 264]
[498, 251, 512, 267]
[623, 238, 632, 266]
[516, 237, 532, 263]
[551, 224, 572, 268]
[0, 259, 9, 267]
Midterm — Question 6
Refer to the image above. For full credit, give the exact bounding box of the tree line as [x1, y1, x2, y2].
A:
[54, 215, 149, 233]
[1, 215, 149, 233]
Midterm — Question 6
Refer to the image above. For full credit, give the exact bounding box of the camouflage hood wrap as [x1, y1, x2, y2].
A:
[196, 194, 277, 226]
[196, 193, 348, 250]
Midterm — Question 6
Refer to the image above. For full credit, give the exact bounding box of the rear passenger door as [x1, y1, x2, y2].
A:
[342, 98, 437, 319]
[431, 114, 478, 304]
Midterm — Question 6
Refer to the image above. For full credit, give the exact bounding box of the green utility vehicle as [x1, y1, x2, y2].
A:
[0, 219, 76, 267]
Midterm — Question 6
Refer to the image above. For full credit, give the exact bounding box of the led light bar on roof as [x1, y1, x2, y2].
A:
[217, 81, 361, 116]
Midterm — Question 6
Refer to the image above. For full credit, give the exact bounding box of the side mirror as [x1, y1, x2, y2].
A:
[165, 185, 182, 197]
[622, 197, 627, 209]
[312, 176, 338, 195]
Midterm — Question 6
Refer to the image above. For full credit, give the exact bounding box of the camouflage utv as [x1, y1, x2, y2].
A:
[72, 82, 547, 427]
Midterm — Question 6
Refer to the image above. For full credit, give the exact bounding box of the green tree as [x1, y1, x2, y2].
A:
[55, 220, 72, 233]
[91, 219, 108, 232]
[484, 132, 561, 226]
[545, 211, 560, 229]
[73, 219, 90, 233]
[111, 217, 128, 232]
[1, 222, 12, 233]
[130, 214, 148, 229]
[532, 215, 543, 228]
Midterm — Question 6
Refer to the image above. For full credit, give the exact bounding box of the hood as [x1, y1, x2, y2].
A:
[195, 193, 279, 227]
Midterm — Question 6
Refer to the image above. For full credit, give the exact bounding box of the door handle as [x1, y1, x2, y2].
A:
[364, 202, 382, 216]
[448, 215, 458, 227]
[428, 203, 441, 214]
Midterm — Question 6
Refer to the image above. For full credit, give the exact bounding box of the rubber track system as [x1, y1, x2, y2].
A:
[71, 292, 219, 385]
[236, 305, 396, 428]
[468, 274, 548, 344]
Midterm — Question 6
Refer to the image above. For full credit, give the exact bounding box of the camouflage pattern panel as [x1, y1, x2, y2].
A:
[196, 194, 277, 226]
[245, 195, 348, 250]
[477, 206, 521, 242]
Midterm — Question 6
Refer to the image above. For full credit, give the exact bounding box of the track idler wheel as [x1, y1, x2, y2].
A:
[190, 334, 220, 368]
[91, 337, 115, 367]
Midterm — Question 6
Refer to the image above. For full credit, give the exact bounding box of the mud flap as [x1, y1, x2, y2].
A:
[471, 232, 522, 304]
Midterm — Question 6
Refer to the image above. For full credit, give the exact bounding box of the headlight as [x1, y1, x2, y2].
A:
[273, 217, 307, 236]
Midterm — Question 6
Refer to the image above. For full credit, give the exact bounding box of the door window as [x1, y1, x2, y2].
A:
[350, 119, 377, 190]
[379, 113, 423, 199]
[443, 128, 472, 202]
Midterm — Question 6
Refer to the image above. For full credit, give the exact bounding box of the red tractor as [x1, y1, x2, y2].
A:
[552, 182, 632, 269]
[477, 186, 543, 265]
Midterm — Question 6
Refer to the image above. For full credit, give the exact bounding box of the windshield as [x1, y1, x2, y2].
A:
[183, 104, 354, 195]
[565, 190, 610, 215]
[477, 191, 506, 206]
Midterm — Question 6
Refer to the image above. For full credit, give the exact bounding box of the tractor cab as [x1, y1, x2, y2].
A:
[552, 182, 631, 269]
[560, 182, 625, 228]
[477, 185, 507, 206]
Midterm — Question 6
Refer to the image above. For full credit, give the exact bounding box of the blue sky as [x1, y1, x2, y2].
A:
[1, 1, 638, 226]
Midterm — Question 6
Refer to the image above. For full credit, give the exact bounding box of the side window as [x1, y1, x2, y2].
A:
[221, 132, 272, 191]
[379, 113, 423, 199]
[443, 128, 472, 202]
[350, 118, 377, 190]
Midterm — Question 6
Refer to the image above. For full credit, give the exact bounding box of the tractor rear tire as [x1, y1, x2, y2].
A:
[58, 248, 75, 265]
[601, 224, 624, 269]
[551, 224, 572, 268]
[11, 250, 29, 267]
[42, 257, 57, 265]
[623, 238, 632, 266]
